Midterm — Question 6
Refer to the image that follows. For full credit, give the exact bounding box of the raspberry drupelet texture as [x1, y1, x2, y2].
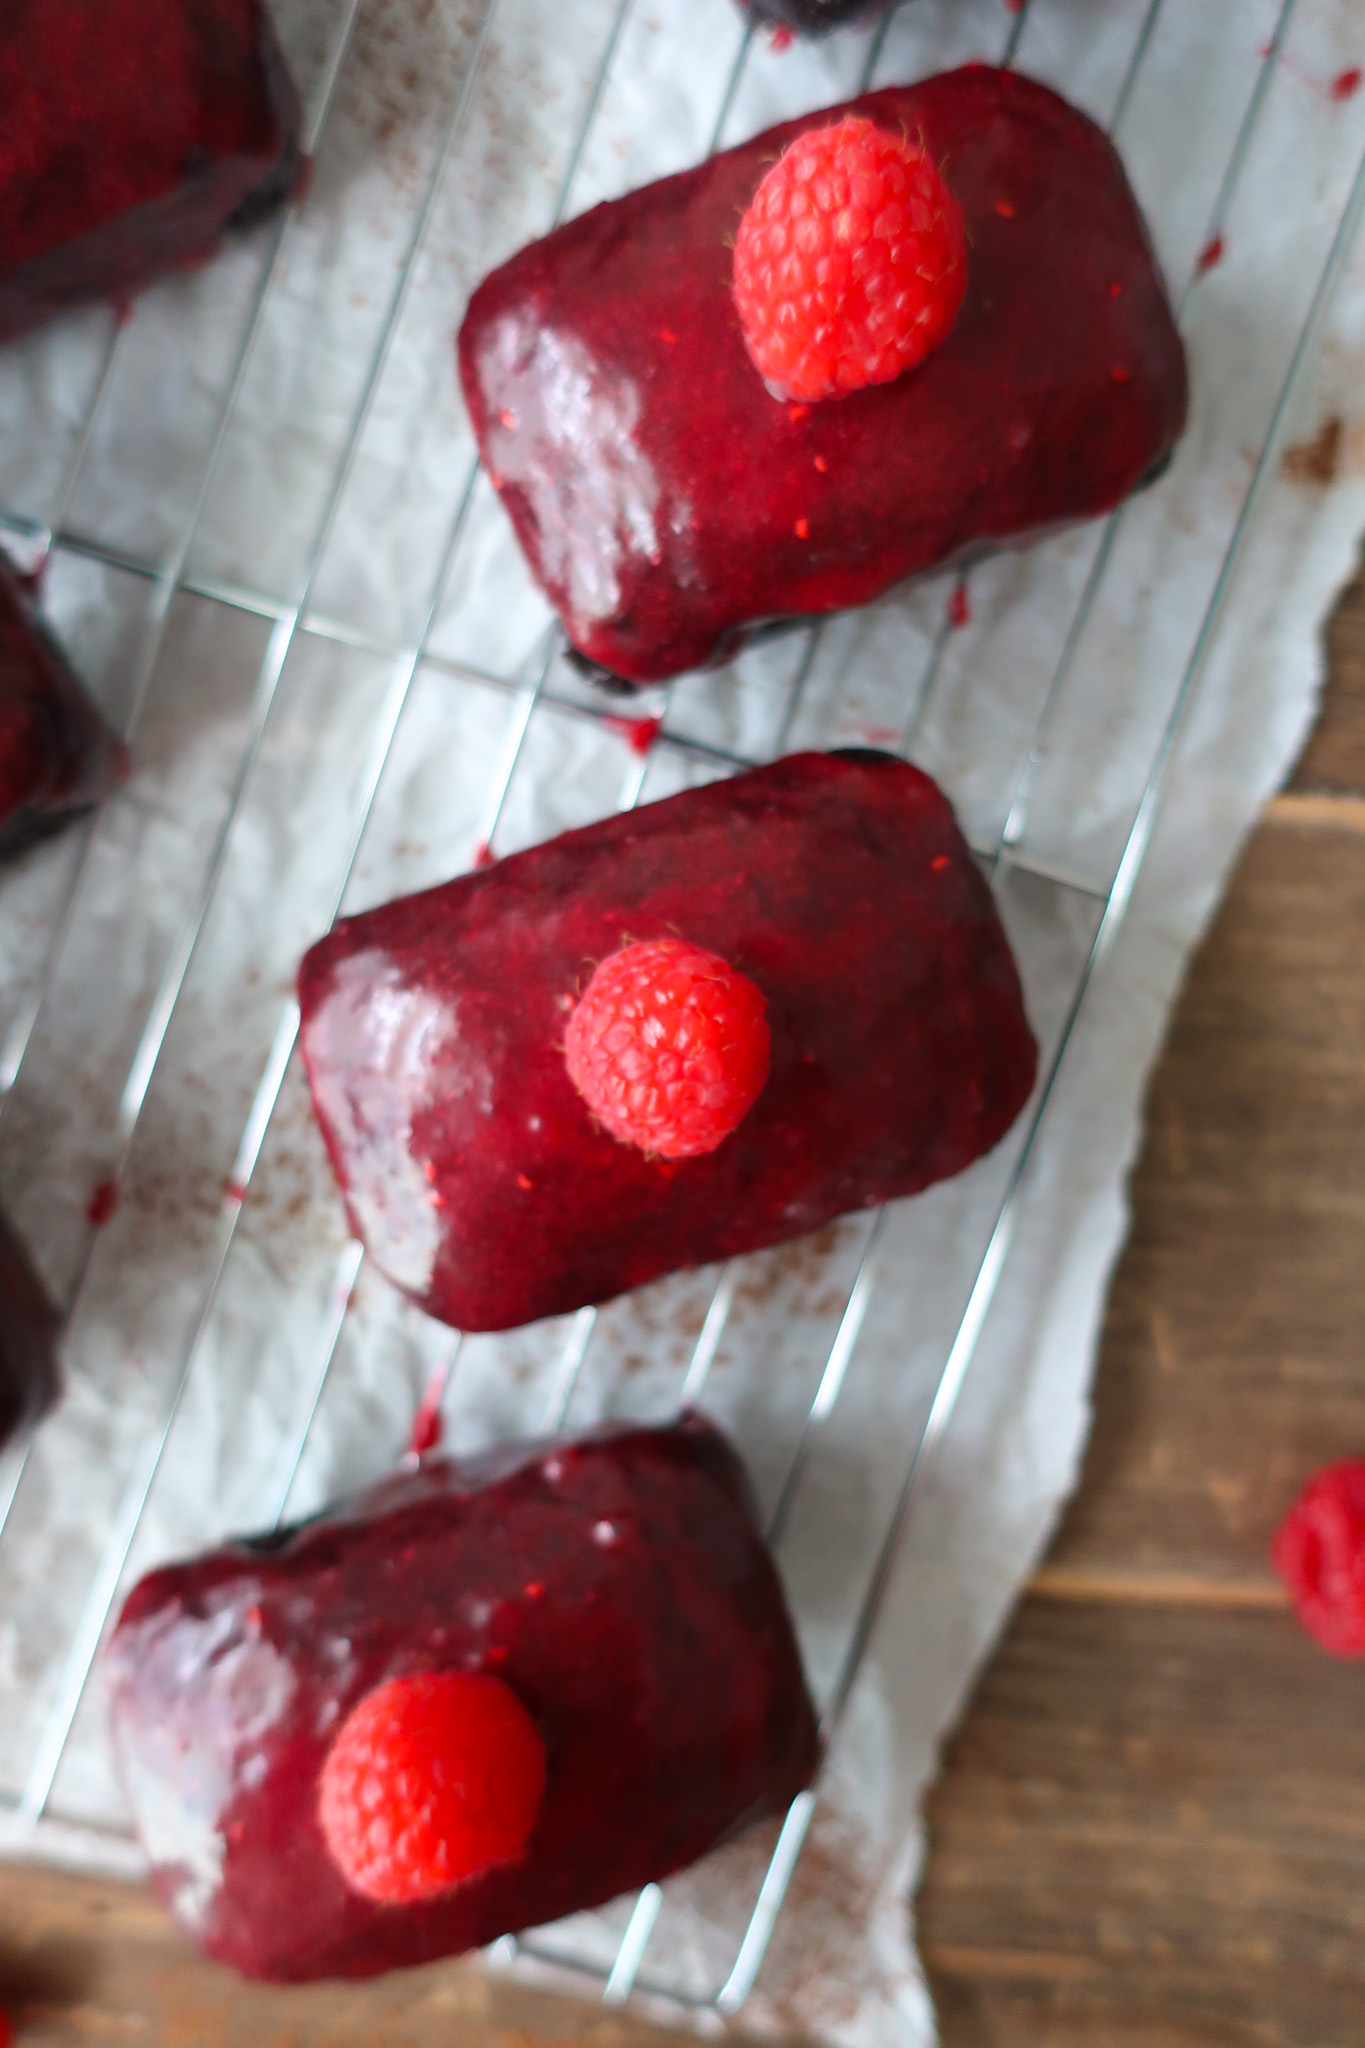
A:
[318, 1671, 547, 1904]
[733, 115, 967, 403]
[1272, 1459, 1365, 1657]
[564, 938, 771, 1160]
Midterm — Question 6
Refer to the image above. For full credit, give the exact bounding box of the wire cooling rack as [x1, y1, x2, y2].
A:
[1, 0, 1364, 2022]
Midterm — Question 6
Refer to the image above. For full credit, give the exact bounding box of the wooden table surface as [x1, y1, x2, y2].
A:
[3, 568, 1364, 2046]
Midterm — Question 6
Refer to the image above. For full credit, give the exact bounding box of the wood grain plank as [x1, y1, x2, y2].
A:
[0, 1860, 747, 2048]
[1043, 806, 1365, 1587]
[921, 1599, 1365, 2048]
[921, 599, 1365, 2045]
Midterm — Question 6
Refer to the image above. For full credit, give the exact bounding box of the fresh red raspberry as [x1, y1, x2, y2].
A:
[564, 938, 770, 1160]
[733, 115, 967, 404]
[1272, 1459, 1365, 1656]
[317, 1671, 547, 1903]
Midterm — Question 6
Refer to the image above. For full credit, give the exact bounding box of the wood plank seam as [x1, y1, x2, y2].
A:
[1265, 791, 1365, 829]
[1026, 1566, 1289, 1610]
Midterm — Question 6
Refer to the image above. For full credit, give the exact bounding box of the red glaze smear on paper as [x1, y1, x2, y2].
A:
[408, 1361, 452, 1459]
[1197, 234, 1225, 274]
[472, 840, 497, 870]
[408, 1397, 444, 1459]
[87, 1179, 120, 1227]
[1262, 45, 1364, 102]
[948, 580, 971, 629]
[605, 715, 662, 757]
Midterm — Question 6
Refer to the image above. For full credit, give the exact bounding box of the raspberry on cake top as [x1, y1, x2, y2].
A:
[564, 937, 771, 1160]
[733, 115, 968, 403]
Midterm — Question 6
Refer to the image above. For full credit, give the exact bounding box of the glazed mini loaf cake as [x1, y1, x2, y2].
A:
[0, 0, 302, 343]
[297, 750, 1037, 1333]
[0, 1202, 61, 1450]
[108, 1413, 819, 1980]
[0, 554, 128, 858]
[459, 67, 1187, 686]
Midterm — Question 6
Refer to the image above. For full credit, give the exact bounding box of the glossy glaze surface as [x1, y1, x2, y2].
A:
[107, 1414, 819, 1982]
[0, 0, 301, 343]
[0, 556, 128, 858]
[0, 1203, 60, 1450]
[459, 67, 1188, 686]
[298, 750, 1037, 1333]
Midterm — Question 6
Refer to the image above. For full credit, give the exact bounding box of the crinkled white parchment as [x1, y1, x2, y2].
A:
[2, 0, 1365, 2041]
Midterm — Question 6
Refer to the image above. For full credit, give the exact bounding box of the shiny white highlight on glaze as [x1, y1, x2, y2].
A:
[110, 1607, 295, 1934]
[484, 318, 663, 628]
[306, 951, 465, 1299]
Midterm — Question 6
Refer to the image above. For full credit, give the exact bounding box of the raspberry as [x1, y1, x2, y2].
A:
[733, 115, 967, 404]
[564, 938, 770, 1160]
[318, 1671, 547, 1903]
[1272, 1460, 1365, 1656]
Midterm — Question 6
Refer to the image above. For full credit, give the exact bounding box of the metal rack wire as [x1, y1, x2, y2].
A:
[1, 0, 1363, 2022]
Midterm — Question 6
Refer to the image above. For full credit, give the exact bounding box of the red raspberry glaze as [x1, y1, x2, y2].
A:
[1272, 1460, 1365, 1656]
[0, 0, 301, 343]
[734, 117, 967, 403]
[298, 751, 1037, 1333]
[459, 67, 1188, 687]
[0, 1202, 61, 1450]
[0, 554, 128, 859]
[565, 938, 771, 1159]
[319, 1672, 547, 1904]
[106, 1415, 818, 1982]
